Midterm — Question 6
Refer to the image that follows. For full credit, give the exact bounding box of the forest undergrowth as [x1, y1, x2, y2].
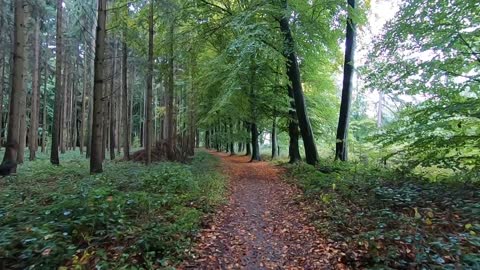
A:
[284, 161, 480, 269]
[0, 150, 226, 269]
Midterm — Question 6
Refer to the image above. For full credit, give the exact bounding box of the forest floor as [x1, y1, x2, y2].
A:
[182, 151, 343, 269]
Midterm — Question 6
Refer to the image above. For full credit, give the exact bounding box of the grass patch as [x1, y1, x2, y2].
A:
[0, 150, 226, 269]
[283, 161, 480, 269]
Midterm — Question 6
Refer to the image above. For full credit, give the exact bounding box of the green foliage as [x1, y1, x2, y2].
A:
[366, 0, 480, 170]
[284, 161, 480, 268]
[0, 151, 226, 269]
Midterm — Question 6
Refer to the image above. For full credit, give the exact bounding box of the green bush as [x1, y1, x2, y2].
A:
[0, 150, 226, 269]
[284, 161, 480, 269]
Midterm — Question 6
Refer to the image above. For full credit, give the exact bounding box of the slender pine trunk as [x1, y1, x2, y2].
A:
[145, 0, 154, 165]
[109, 40, 117, 160]
[122, 39, 130, 159]
[1, 0, 25, 173]
[90, 0, 107, 174]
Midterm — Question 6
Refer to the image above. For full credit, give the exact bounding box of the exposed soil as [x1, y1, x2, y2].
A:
[182, 151, 342, 269]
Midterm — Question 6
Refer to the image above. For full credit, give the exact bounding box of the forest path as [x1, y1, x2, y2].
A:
[182, 151, 338, 269]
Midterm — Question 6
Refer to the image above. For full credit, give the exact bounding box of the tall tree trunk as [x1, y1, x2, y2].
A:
[86, 1, 97, 158]
[102, 80, 108, 160]
[280, 0, 318, 165]
[0, 0, 4, 148]
[271, 116, 278, 159]
[245, 122, 251, 156]
[165, 23, 175, 160]
[2, 0, 25, 172]
[50, 0, 62, 165]
[60, 56, 69, 153]
[29, 17, 41, 160]
[335, 0, 356, 161]
[187, 57, 196, 156]
[90, 0, 107, 174]
[287, 86, 301, 163]
[0, 54, 5, 148]
[80, 39, 88, 154]
[229, 122, 235, 155]
[250, 123, 260, 161]
[71, 74, 77, 150]
[42, 59, 47, 153]
[17, 11, 28, 164]
[145, 0, 154, 165]
[122, 39, 130, 159]
[205, 130, 210, 149]
[109, 40, 117, 160]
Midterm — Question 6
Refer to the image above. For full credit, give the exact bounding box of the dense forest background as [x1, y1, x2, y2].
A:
[0, 0, 479, 269]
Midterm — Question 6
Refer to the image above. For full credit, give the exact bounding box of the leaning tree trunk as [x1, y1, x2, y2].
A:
[145, 0, 154, 165]
[287, 85, 301, 163]
[335, 0, 356, 161]
[50, 0, 63, 165]
[90, 0, 107, 174]
[279, 0, 318, 165]
[29, 17, 41, 160]
[1, 0, 25, 173]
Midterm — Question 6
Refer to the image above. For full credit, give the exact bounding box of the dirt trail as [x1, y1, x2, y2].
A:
[183, 151, 338, 269]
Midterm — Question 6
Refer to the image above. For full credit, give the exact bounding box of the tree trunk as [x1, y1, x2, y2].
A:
[71, 74, 77, 150]
[79, 39, 88, 154]
[145, 0, 154, 165]
[17, 14, 28, 164]
[335, 0, 356, 161]
[122, 39, 130, 159]
[86, 2, 97, 158]
[0, 55, 5, 149]
[280, 0, 318, 165]
[29, 17, 41, 161]
[90, 0, 107, 174]
[271, 116, 278, 159]
[287, 86, 301, 163]
[0, 0, 2, 149]
[250, 123, 261, 161]
[42, 59, 47, 153]
[229, 122, 235, 155]
[60, 57, 69, 154]
[51, 0, 63, 164]
[1, 0, 25, 173]
[245, 122, 251, 156]
[109, 40, 117, 161]
[165, 23, 175, 160]
[102, 80, 108, 160]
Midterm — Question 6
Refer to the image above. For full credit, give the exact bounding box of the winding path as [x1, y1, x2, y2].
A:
[182, 151, 339, 269]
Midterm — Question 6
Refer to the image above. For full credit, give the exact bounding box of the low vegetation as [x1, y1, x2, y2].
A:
[284, 162, 480, 269]
[0, 151, 226, 269]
